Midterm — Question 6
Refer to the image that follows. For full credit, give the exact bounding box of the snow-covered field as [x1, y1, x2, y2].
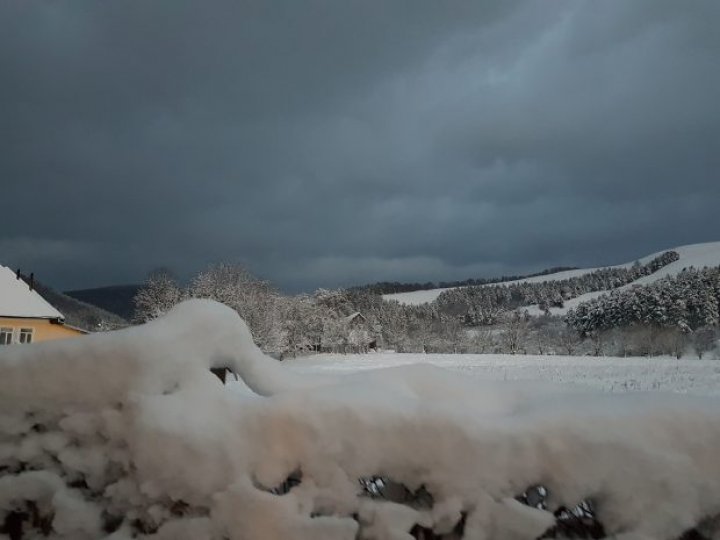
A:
[288, 352, 720, 396]
[384, 241, 720, 306]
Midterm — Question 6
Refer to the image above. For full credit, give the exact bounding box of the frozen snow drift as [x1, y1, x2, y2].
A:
[1, 299, 720, 540]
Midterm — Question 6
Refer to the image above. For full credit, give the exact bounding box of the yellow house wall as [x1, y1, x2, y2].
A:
[0, 317, 86, 343]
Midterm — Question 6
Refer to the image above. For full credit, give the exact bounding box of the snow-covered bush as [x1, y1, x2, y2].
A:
[2, 300, 720, 540]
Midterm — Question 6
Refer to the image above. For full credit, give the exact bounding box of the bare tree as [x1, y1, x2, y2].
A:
[692, 326, 719, 359]
[529, 315, 558, 355]
[500, 311, 529, 354]
[653, 327, 689, 359]
[441, 317, 467, 353]
[468, 328, 495, 354]
[555, 326, 582, 356]
[587, 330, 605, 357]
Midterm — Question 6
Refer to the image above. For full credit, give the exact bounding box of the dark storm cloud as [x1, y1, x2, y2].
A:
[1, 0, 719, 292]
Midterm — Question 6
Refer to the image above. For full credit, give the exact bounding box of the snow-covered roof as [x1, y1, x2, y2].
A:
[0, 265, 64, 320]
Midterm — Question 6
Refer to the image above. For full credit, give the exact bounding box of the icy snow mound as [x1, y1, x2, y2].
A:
[2, 299, 720, 540]
[385, 241, 720, 306]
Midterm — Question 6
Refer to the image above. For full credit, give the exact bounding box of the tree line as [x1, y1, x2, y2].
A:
[563, 266, 720, 358]
[133, 252, 719, 359]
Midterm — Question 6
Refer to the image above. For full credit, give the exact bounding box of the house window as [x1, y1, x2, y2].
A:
[0, 328, 12, 345]
[19, 328, 33, 344]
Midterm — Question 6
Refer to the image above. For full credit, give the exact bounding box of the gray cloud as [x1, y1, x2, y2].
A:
[1, 0, 719, 292]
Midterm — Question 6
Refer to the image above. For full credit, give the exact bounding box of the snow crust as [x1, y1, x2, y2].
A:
[2, 299, 720, 539]
[384, 241, 720, 306]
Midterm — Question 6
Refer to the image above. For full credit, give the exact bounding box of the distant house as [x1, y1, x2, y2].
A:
[345, 312, 378, 352]
[0, 266, 87, 345]
[345, 312, 368, 326]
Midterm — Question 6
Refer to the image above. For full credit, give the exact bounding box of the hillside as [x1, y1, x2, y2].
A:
[383, 241, 720, 307]
[29, 280, 128, 331]
[65, 284, 142, 321]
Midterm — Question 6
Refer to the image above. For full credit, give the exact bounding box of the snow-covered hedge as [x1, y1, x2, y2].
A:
[1, 300, 719, 540]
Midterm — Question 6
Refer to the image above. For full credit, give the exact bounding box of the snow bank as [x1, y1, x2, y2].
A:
[2, 299, 720, 540]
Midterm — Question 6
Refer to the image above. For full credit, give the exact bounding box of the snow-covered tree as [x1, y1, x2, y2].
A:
[566, 266, 720, 336]
[189, 263, 281, 349]
[133, 269, 183, 322]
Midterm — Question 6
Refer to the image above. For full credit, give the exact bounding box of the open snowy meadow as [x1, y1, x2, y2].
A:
[287, 352, 720, 396]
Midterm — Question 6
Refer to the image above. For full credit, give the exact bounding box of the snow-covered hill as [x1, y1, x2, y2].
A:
[383, 241, 720, 307]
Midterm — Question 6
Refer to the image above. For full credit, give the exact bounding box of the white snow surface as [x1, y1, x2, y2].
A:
[383, 287, 453, 305]
[383, 241, 720, 306]
[2, 299, 720, 540]
[287, 352, 720, 396]
[0, 265, 64, 319]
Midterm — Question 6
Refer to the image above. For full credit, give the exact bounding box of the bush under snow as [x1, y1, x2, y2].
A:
[1, 299, 720, 540]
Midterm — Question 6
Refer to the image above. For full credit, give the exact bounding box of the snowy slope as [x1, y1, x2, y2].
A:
[523, 290, 606, 317]
[526, 241, 720, 316]
[383, 287, 452, 304]
[631, 242, 720, 284]
[383, 241, 720, 306]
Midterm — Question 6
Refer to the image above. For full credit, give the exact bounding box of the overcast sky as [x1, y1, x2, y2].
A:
[2, 1, 719, 292]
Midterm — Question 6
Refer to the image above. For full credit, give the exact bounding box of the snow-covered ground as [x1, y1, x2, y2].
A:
[383, 241, 720, 306]
[3, 301, 720, 539]
[287, 352, 720, 396]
